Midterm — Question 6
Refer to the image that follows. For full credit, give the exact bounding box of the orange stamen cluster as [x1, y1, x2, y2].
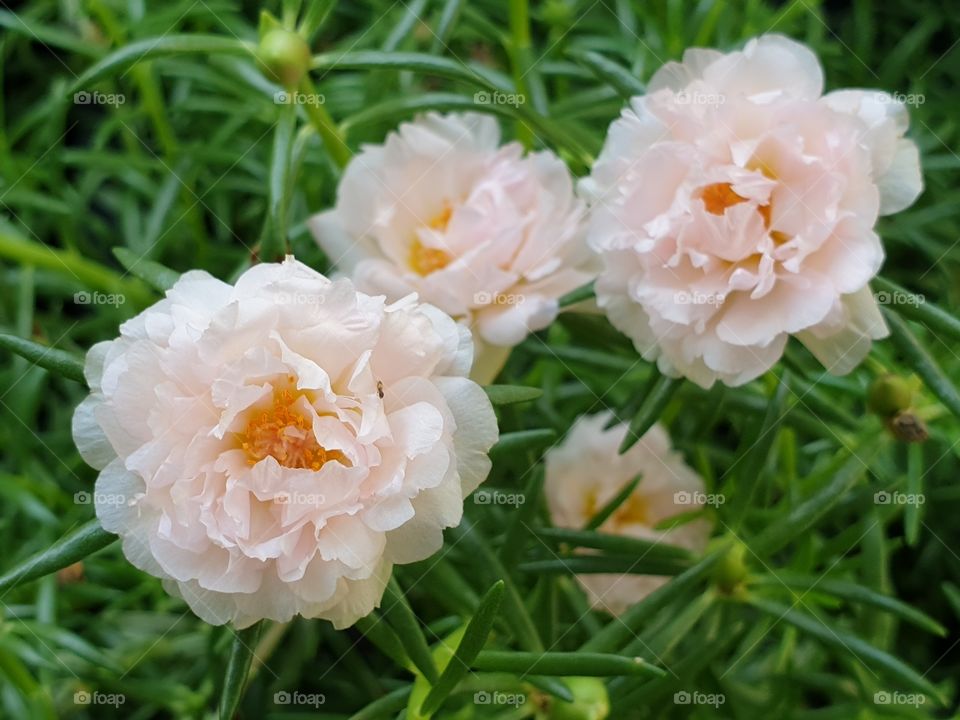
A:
[700, 182, 788, 245]
[240, 389, 343, 470]
[409, 205, 455, 276]
[700, 182, 748, 215]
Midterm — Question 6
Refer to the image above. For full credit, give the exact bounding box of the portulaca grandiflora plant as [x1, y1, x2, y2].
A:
[1, 1, 958, 718]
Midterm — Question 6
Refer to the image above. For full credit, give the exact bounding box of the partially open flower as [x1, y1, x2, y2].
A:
[309, 112, 595, 382]
[544, 413, 711, 615]
[72, 258, 497, 628]
[584, 34, 923, 388]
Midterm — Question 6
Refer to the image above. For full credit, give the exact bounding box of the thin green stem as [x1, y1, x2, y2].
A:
[299, 75, 351, 168]
[508, 0, 535, 148]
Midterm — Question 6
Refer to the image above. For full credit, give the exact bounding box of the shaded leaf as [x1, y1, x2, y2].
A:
[113, 247, 179, 292]
[420, 581, 504, 714]
[748, 596, 943, 702]
[566, 49, 645, 98]
[383, 578, 439, 684]
[473, 651, 665, 677]
[219, 622, 263, 720]
[484, 385, 543, 406]
[620, 373, 682, 453]
[0, 521, 115, 594]
[0, 334, 85, 384]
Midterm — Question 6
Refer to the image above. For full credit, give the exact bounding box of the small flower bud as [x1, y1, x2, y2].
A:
[258, 29, 311, 87]
[867, 374, 914, 418]
[712, 540, 748, 595]
[542, 0, 575, 27]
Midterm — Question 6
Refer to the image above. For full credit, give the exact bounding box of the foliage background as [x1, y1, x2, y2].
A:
[1, 0, 960, 718]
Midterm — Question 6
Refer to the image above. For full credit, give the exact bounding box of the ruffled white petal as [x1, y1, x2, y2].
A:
[798, 286, 889, 375]
[308, 111, 591, 362]
[586, 34, 919, 387]
[435, 376, 497, 496]
[877, 139, 923, 215]
[72, 396, 115, 470]
[72, 257, 497, 628]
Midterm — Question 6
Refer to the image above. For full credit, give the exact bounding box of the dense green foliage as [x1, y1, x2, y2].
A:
[1, 0, 960, 718]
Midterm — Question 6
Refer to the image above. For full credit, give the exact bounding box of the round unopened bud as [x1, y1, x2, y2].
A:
[712, 540, 748, 595]
[542, 0, 575, 27]
[258, 29, 311, 87]
[542, 678, 609, 720]
[867, 374, 914, 418]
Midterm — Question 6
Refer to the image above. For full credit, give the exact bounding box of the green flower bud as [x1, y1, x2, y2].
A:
[712, 540, 748, 595]
[541, 0, 575, 27]
[258, 29, 311, 87]
[867, 374, 914, 418]
[541, 678, 609, 720]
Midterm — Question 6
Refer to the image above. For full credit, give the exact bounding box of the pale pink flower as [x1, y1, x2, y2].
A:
[584, 34, 923, 388]
[310, 112, 595, 382]
[72, 257, 497, 628]
[544, 413, 711, 615]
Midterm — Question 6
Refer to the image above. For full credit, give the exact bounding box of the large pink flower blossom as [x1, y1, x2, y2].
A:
[584, 35, 923, 387]
[310, 112, 595, 382]
[72, 258, 497, 628]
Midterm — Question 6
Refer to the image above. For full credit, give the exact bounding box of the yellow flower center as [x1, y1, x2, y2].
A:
[611, 493, 651, 527]
[583, 488, 599, 519]
[239, 387, 344, 470]
[410, 242, 453, 276]
[583, 489, 651, 528]
[409, 205, 454, 276]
